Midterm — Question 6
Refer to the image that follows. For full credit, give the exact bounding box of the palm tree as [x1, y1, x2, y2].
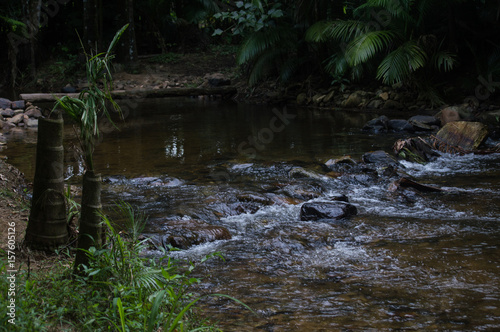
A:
[54, 25, 128, 272]
[306, 0, 457, 102]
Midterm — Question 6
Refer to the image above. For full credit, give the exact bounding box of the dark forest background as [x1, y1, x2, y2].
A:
[1, 0, 500, 102]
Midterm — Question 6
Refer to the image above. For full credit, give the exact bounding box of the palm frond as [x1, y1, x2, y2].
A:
[431, 50, 457, 72]
[359, 0, 414, 20]
[345, 30, 395, 66]
[376, 41, 427, 84]
[306, 20, 368, 43]
[237, 27, 293, 64]
[324, 52, 349, 77]
[247, 47, 284, 86]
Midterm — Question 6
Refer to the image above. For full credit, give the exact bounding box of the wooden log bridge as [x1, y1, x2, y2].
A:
[20, 86, 238, 102]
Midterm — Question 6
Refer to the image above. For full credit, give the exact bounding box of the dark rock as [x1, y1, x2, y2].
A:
[0, 98, 11, 109]
[207, 73, 231, 87]
[296, 93, 308, 105]
[362, 150, 400, 167]
[24, 107, 43, 119]
[0, 108, 14, 118]
[10, 100, 25, 110]
[343, 92, 363, 108]
[367, 100, 383, 109]
[408, 115, 440, 127]
[1, 120, 16, 131]
[362, 115, 389, 133]
[283, 184, 323, 200]
[61, 85, 77, 93]
[300, 201, 357, 221]
[387, 119, 414, 133]
[236, 193, 273, 206]
[325, 156, 357, 168]
[383, 100, 403, 109]
[388, 177, 443, 193]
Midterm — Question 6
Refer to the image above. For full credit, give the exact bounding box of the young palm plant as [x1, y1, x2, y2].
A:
[53, 24, 128, 272]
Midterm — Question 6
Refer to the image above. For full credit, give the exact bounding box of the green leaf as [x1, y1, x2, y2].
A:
[376, 41, 427, 84]
[345, 30, 395, 66]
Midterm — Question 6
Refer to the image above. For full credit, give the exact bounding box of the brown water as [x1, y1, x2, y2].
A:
[3, 98, 500, 331]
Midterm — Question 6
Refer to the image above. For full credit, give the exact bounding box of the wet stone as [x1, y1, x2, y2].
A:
[362, 150, 400, 167]
[300, 201, 358, 222]
[153, 219, 231, 249]
[387, 119, 414, 133]
[362, 115, 388, 134]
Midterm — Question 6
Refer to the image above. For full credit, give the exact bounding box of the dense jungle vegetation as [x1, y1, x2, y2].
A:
[1, 0, 500, 103]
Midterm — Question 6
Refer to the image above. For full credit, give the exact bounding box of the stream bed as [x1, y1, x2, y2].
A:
[4, 98, 500, 331]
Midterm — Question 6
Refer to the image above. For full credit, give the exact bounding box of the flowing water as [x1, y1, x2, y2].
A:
[4, 98, 500, 331]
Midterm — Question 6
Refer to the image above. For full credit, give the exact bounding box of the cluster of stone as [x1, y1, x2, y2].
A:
[0, 98, 42, 131]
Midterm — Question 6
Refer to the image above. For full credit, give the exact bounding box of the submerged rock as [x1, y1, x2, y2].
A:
[387, 119, 414, 133]
[155, 219, 231, 249]
[300, 200, 358, 222]
[362, 150, 400, 167]
[362, 115, 388, 134]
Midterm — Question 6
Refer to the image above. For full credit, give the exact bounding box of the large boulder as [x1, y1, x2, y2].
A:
[300, 201, 358, 221]
[432, 121, 488, 152]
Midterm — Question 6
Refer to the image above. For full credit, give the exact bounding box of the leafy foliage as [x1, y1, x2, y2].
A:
[305, 0, 461, 102]
[53, 25, 128, 172]
[0, 201, 235, 331]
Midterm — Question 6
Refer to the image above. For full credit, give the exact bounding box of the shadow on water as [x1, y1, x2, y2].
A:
[3, 97, 500, 330]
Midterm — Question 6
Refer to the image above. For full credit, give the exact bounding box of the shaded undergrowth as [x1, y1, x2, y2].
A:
[0, 201, 242, 331]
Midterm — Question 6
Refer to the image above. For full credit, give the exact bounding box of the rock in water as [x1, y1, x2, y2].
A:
[300, 201, 357, 221]
[432, 121, 488, 153]
[155, 219, 231, 249]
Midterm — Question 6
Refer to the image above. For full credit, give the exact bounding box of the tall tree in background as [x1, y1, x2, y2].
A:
[121, 0, 137, 62]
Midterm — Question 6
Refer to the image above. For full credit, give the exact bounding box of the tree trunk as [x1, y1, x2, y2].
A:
[73, 170, 103, 272]
[25, 112, 67, 251]
[118, 0, 137, 63]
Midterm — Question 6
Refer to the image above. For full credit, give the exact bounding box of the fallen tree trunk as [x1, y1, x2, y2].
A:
[20, 86, 238, 102]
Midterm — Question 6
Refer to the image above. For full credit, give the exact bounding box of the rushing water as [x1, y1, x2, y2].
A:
[3, 98, 500, 330]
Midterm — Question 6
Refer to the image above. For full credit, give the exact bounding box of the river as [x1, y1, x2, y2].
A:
[4, 97, 500, 330]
